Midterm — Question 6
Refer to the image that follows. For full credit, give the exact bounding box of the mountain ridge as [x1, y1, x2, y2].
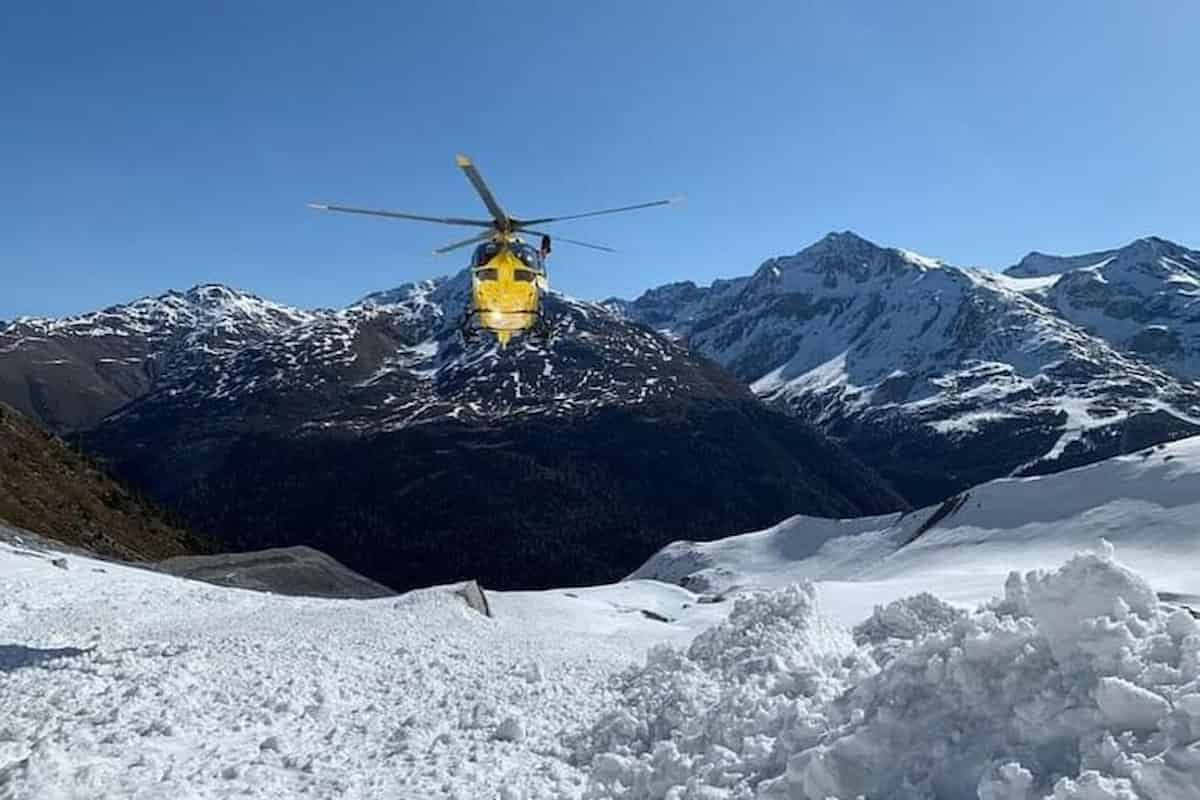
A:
[4, 231, 1199, 586]
[616, 231, 1200, 503]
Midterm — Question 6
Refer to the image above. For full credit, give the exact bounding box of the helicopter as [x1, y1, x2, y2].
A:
[309, 154, 679, 346]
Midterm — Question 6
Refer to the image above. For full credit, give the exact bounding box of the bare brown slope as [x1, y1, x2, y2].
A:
[0, 402, 205, 560]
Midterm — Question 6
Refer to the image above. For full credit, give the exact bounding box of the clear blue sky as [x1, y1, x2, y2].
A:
[3, 1, 1198, 319]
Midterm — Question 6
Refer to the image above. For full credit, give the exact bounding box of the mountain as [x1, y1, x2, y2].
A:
[0, 284, 317, 432]
[71, 276, 904, 591]
[614, 232, 1200, 504]
[12, 231, 1197, 587]
[0, 401, 201, 560]
[1004, 236, 1200, 381]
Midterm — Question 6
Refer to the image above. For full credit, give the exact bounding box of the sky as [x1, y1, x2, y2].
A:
[3, 1, 1198, 319]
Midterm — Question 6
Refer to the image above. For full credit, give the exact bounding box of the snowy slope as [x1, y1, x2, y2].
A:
[5, 435, 1200, 798]
[632, 434, 1200, 621]
[616, 232, 1200, 503]
[0, 530, 713, 799]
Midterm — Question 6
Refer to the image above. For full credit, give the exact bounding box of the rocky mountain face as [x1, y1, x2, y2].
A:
[613, 232, 1200, 504]
[4, 276, 902, 591]
[0, 402, 202, 560]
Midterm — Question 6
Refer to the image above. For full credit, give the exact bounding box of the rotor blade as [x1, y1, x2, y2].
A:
[517, 195, 683, 227]
[520, 229, 616, 253]
[308, 203, 493, 228]
[433, 231, 493, 256]
[455, 154, 509, 226]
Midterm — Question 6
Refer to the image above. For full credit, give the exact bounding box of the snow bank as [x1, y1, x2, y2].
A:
[579, 545, 1200, 799]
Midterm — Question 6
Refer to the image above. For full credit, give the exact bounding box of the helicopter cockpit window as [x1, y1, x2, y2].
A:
[511, 243, 541, 269]
[513, 268, 535, 282]
[476, 267, 499, 281]
[473, 242, 500, 266]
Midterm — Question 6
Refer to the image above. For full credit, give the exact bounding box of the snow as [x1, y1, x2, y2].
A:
[633, 435, 1200, 621]
[1006, 250, 1120, 278]
[5, 438, 1200, 798]
[898, 249, 944, 270]
[988, 271, 1065, 293]
[1096, 677, 1173, 732]
[0, 540, 706, 799]
[927, 409, 1025, 435]
[580, 547, 1200, 799]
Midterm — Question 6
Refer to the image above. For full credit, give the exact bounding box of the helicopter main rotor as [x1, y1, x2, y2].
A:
[308, 154, 679, 255]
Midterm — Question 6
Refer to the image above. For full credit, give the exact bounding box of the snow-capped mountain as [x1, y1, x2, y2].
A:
[1005, 236, 1200, 381]
[0, 275, 746, 437]
[8, 233, 1200, 589]
[68, 276, 902, 592]
[106, 273, 747, 435]
[614, 232, 1200, 504]
[0, 284, 317, 431]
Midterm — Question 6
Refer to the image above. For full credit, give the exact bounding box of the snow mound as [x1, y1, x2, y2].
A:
[580, 547, 1200, 799]
[852, 592, 966, 665]
[573, 584, 868, 798]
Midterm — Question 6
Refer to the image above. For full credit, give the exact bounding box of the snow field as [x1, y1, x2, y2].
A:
[4, 535, 1200, 798]
[0, 549, 655, 799]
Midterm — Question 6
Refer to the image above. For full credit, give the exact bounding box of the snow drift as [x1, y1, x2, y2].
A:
[579, 544, 1200, 799]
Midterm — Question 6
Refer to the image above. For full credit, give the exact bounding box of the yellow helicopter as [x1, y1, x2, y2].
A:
[309, 154, 679, 346]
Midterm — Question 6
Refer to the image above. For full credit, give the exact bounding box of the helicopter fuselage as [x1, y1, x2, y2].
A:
[468, 238, 548, 346]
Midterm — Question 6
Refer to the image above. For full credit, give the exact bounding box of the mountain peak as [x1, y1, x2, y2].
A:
[750, 231, 941, 288]
[806, 231, 942, 268]
[1117, 235, 1193, 263]
[1006, 236, 1196, 278]
[809, 229, 879, 253]
[181, 283, 259, 307]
